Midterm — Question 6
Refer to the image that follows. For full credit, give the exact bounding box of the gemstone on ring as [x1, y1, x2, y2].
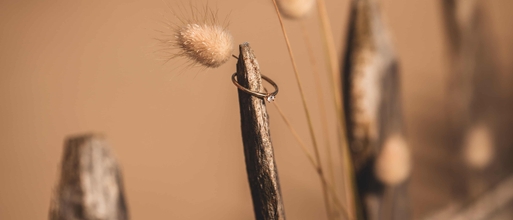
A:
[266, 95, 275, 102]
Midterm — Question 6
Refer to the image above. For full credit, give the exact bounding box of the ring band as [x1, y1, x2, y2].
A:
[231, 72, 279, 102]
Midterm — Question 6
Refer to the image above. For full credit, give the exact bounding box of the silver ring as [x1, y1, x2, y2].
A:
[231, 73, 279, 102]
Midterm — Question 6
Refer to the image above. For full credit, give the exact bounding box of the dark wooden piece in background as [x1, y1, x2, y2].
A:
[434, 1, 513, 219]
[342, 0, 409, 219]
[49, 134, 129, 220]
[440, 0, 513, 200]
[236, 42, 286, 220]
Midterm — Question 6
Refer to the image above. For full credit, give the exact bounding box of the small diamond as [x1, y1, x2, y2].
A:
[266, 95, 275, 102]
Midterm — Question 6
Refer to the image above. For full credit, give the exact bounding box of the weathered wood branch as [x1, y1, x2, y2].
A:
[236, 42, 286, 220]
[49, 134, 129, 220]
[342, 0, 410, 219]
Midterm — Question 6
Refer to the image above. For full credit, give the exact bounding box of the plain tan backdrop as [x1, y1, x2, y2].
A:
[1, 0, 512, 219]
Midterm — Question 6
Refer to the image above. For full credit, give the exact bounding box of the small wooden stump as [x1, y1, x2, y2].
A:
[49, 134, 129, 220]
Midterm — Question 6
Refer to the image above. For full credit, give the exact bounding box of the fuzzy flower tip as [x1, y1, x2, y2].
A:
[175, 23, 234, 68]
[277, 0, 315, 19]
[157, 5, 234, 68]
[375, 134, 411, 186]
[463, 123, 494, 170]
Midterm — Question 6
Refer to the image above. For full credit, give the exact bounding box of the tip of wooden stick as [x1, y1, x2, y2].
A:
[50, 133, 129, 220]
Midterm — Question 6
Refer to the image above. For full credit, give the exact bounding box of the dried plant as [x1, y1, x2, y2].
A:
[374, 134, 411, 186]
[157, 3, 233, 68]
[276, 0, 315, 19]
[463, 123, 494, 170]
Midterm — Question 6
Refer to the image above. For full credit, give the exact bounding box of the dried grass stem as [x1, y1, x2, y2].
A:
[300, 20, 339, 218]
[315, 0, 356, 218]
[270, 0, 334, 219]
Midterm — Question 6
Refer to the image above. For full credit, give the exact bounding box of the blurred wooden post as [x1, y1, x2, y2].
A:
[440, 0, 507, 201]
[235, 42, 286, 220]
[342, 0, 410, 219]
[49, 134, 129, 220]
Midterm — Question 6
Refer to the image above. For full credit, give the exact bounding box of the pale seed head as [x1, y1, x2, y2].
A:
[375, 134, 411, 186]
[277, 0, 315, 19]
[158, 4, 234, 68]
[175, 23, 234, 68]
[463, 123, 494, 170]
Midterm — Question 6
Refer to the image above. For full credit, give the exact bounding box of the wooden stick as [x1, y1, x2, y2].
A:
[49, 134, 129, 220]
[235, 42, 286, 220]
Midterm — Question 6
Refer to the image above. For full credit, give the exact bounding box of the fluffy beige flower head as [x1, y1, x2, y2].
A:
[157, 4, 234, 68]
[175, 23, 234, 68]
[463, 123, 494, 170]
[374, 134, 411, 186]
[277, 0, 315, 19]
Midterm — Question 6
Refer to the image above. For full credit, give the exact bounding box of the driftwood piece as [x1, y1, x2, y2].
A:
[342, 0, 409, 219]
[49, 134, 129, 220]
[235, 42, 286, 220]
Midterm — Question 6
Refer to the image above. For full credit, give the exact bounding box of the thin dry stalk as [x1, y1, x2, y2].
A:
[273, 102, 350, 220]
[272, 102, 318, 168]
[269, 0, 332, 219]
[325, 177, 351, 219]
[315, 0, 342, 104]
[299, 20, 338, 217]
[315, 0, 356, 218]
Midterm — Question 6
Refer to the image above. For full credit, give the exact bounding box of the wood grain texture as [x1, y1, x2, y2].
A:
[236, 42, 286, 220]
[49, 134, 129, 220]
[342, 0, 410, 219]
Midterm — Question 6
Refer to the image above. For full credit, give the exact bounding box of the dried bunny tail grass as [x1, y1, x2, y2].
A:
[175, 23, 234, 68]
[157, 2, 234, 68]
[463, 123, 495, 170]
[277, 0, 315, 19]
[375, 134, 411, 186]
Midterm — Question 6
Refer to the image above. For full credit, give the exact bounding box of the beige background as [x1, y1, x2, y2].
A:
[0, 0, 512, 219]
